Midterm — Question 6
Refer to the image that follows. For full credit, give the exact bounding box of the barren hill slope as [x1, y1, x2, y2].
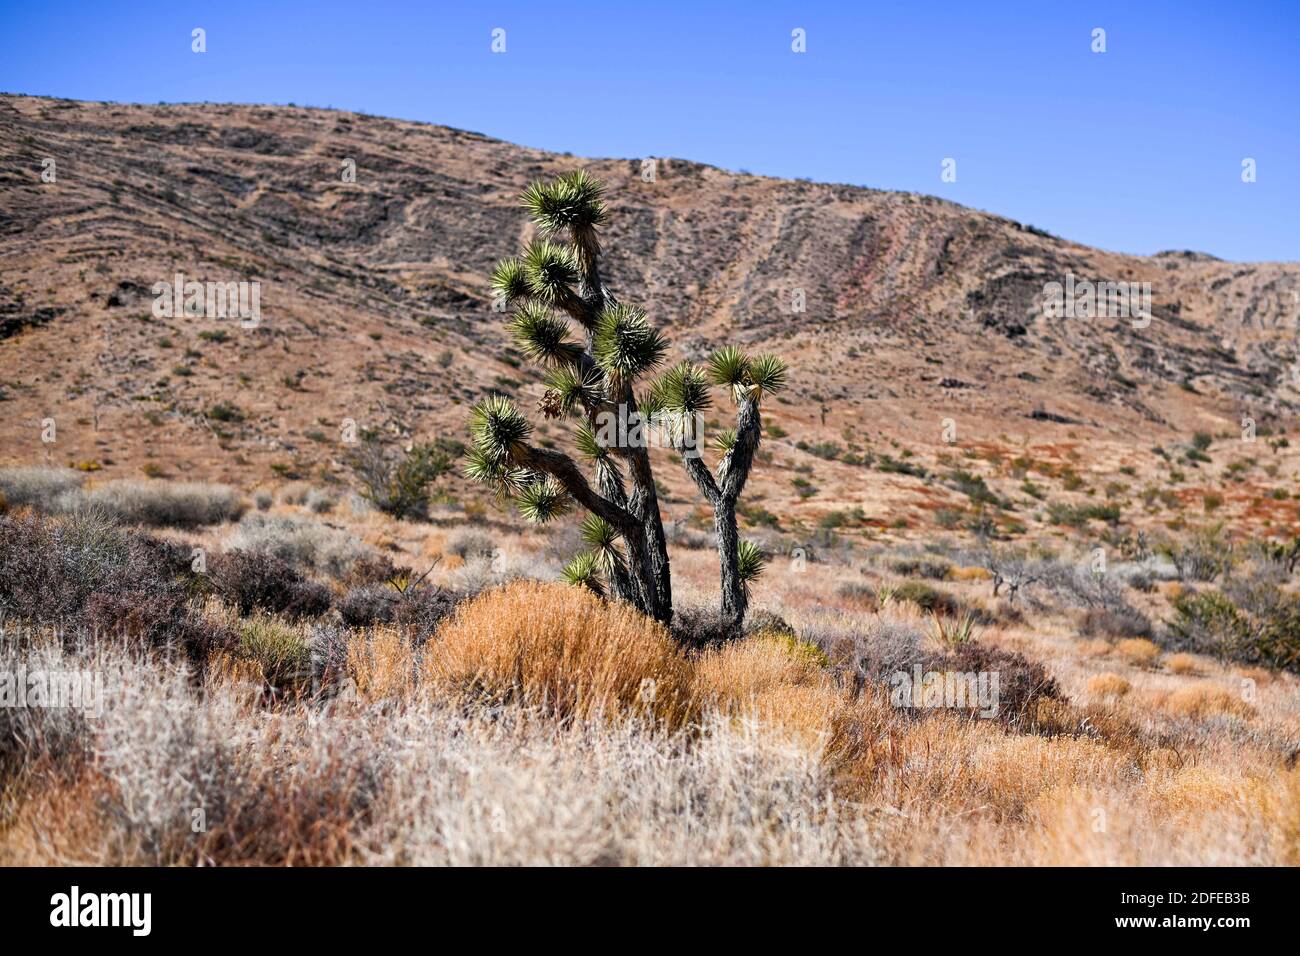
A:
[2, 94, 1298, 537]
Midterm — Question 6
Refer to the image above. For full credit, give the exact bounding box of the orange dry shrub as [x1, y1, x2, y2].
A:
[694, 634, 842, 747]
[348, 626, 418, 701]
[1163, 684, 1256, 721]
[1165, 652, 1200, 676]
[949, 566, 993, 582]
[1116, 638, 1161, 669]
[425, 581, 696, 727]
[1086, 673, 1131, 699]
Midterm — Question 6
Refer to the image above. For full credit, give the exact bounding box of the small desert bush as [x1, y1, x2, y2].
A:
[208, 550, 332, 620]
[890, 581, 963, 617]
[1079, 637, 1112, 658]
[281, 483, 336, 513]
[1166, 652, 1201, 675]
[338, 584, 399, 628]
[222, 614, 314, 692]
[0, 466, 84, 512]
[425, 581, 695, 726]
[937, 642, 1064, 728]
[1158, 524, 1235, 582]
[346, 437, 452, 521]
[1080, 605, 1153, 640]
[1116, 638, 1162, 669]
[1166, 583, 1300, 672]
[226, 512, 372, 577]
[0, 510, 225, 665]
[1163, 685, 1255, 721]
[694, 633, 827, 704]
[81, 479, 245, 528]
[1086, 673, 1131, 699]
[670, 606, 738, 649]
[835, 580, 876, 605]
[803, 609, 927, 683]
[888, 557, 952, 580]
[443, 528, 497, 561]
[338, 583, 465, 642]
[342, 553, 403, 587]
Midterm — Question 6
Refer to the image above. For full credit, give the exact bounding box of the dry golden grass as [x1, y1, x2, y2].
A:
[694, 633, 825, 701]
[949, 566, 993, 582]
[1115, 637, 1161, 669]
[425, 581, 696, 726]
[694, 635, 843, 748]
[1086, 672, 1131, 699]
[1162, 684, 1256, 721]
[1166, 652, 1201, 675]
[348, 626, 418, 701]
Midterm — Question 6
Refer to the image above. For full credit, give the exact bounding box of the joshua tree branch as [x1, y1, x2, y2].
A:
[516, 445, 636, 534]
[718, 397, 760, 502]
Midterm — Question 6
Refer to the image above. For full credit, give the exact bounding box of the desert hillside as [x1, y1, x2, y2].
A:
[2, 93, 1299, 540]
[2, 95, 1299, 872]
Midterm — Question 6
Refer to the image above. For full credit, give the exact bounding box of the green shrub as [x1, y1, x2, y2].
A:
[891, 581, 962, 617]
[347, 436, 453, 520]
[889, 557, 952, 580]
[1167, 586, 1300, 672]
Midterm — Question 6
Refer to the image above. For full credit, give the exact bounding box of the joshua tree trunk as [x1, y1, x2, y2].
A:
[680, 395, 762, 636]
[580, 252, 673, 624]
[713, 499, 745, 631]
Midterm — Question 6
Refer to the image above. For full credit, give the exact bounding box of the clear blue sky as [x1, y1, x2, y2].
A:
[2, 0, 1296, 261]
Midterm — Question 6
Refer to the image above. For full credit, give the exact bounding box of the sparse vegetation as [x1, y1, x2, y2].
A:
[347, 434, 454, 521]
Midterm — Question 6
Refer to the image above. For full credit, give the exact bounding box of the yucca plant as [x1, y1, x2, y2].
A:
[462, 172, 788, 636]
[928, 610, 981, 649]
[648, 345, 788, 635]
[465, 171, 673, 622]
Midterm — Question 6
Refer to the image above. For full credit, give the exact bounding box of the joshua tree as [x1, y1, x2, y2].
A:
[463, 171, 787, 634]
[464, 170, 673, 622]
[649, 346, 787, 633]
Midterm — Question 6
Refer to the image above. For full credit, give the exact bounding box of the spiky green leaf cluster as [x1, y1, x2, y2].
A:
[580, 513, 620, 554]
[705, 347, 789, 403]
[468, 395, 531, 465]
[707, 346, 751, 389]
[544, 366, 605, 417]
[647, 361, 713, 448]
[491, 258, 530, 306]
[574, 422, 611, 462]
[748, 354, 789, 398]
[521, 240, 581, 308]
[712, 428, 737, 454]
[510, 304, 582, 367]
[592, 304, 668, 384]
[462, 446, 536, 499]
[736, 539, 768, 595]
[523, 170, 608, 238]
[574, 421, 625, 490]
[561, 551, 606, 598]
[649, 362, 712, 416]
[515, 475, 573, 523]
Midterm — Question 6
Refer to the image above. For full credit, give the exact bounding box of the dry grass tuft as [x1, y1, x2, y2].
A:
[1163, 684, 1256, 721]
[1078, 637, 1112, 658]
[425, 581, 696, 726]
[1115, 637, 1161, 669]
[1086, 672, 1131, 699]
[1166, 652, 1201, 675]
